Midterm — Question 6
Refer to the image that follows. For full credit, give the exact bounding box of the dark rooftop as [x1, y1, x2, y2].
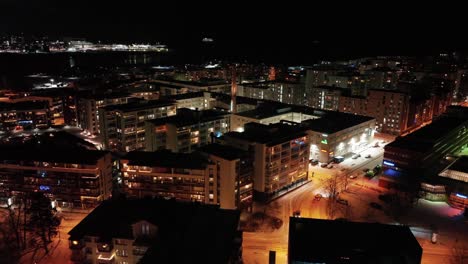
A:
[68, 199, 240, 264]
[301, 112, 374, 134]
[163, 91, 206, 100]
[101, 99, 175, 112]
[224, 122, 307, 146]
[122, 150, 211, 169]
[236, 105, 295, 119]
[386, 116, 468, 152]
[0, 100, 49, 112]
[0, 145, 108, 165]
[146, 108, 227, 127]
[444, 156, 468, 174]
[289, 217, 422, 264]
[198, 143, 249, 161]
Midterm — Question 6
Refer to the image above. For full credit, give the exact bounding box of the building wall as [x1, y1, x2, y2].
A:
[100, 104, 177, 152]
[0, 153, 112, 208]
[308, 119, 375, 163]
[120, 160, 214, 204]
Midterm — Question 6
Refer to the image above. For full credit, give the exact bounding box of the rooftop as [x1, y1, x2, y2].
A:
[0, 100, 49, 111]
[289, 217, 422, 264]
[163, 91, 206, 100]
[0, 145, 108, 165]
[386, 116, 468, 152]
[69, 199, 240, 264]
[224, 122, 307, 146]
[101, 99, 175, 112]
[235, 105, 294, 119]
[122, 150, 211, 169]
[198, 143, 249, 161]
[146, 108, 227, 127]
[301, 112, 375, 134]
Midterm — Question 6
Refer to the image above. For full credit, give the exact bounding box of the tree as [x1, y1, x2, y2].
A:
[27, 193, 61, 254]
[322, 173, 341, 219]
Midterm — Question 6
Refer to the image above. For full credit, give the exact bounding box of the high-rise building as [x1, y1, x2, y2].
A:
[77, 93, 136, 135]
[99, 100, 176, 152]
[220, 122, 309, 202]
[145, 108, 230, 152]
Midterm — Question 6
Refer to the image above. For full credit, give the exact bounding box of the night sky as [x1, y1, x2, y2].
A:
[1, 1, 466, 63]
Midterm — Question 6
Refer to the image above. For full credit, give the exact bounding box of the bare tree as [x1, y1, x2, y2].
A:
[322, 173, 341, 219]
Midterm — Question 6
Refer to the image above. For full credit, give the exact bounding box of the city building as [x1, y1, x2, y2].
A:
[230, 104, 318, 132]
[0, 146, 112, 208]
[145, 108, 229, 152]
[288, 217, 422, 264]
[220, 122, 309, 202]
[68, 199, 242, 264]
[164, 91, 215, 110]
[306, 85, 347, 110]
[381, 115, 468, 188]
[238, 80, 305, 105]
[339, 89, 417, 135]
[435, 156, 468, 209]
[120, 150, 218, 204]
[0, 100, 50, 131]
[198, 143, 253, 210]
[302, 112, 375, 163]
[151, 79, 231, 96]
[99, 100, 176, 152]
[77, 93, 136, 135]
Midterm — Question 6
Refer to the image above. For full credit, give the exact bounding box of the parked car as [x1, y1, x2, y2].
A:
[310, 159, 319, 166]
[352, 154, 361, 159]
[321, 163, 328, 168]
[293, 210, 301, 217]
[327, 164, 334, 169]
[365, 154, 372, 158]
[332, 156, 345, 163]
[369, 202, 382, 210]
[336, 198, 349, 206]
[349, 174, 357, 179]
[314, 193, 323, 201]
[363, 168, 370, 173]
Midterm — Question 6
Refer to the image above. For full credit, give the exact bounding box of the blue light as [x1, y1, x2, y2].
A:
[39, 185, 50, 191]
[214, 131, 222, 138]
[456, 193, 468, 199]
[383, 161, 395, 167]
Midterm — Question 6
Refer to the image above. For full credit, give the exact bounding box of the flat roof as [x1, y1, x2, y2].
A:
[198, 143, 249, 161]
[163, 91, 206, 100]
[146, 108, 227, 127]
[224, 122, 307, 146]
[0, 145, 108, 165]
[301, 112, 374, 134]
[386, 116, 468, 152]
[0, 100, 49, 111]
[289, 217, 422, 264]
[122, 150, 210, 169]
[101, 99, 175, 112]
[69, 199, 240, 264]
[236, 105, 294, 119]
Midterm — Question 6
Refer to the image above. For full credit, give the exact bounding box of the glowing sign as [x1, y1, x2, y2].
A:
[321, 139, 328, 144]
[383, 161, 395, 167]
[39, 185, 50, 191]
[456, 193, 467, 199]
[215, 131, 222, 138]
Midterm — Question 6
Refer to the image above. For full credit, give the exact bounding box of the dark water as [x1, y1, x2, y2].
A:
[0, 51, 176, 89]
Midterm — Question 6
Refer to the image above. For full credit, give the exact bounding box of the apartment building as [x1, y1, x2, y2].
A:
[0, 147, 112, 208]
[77, 93, 136, 135]
[145, 108, 229, 152]
[99, 100, 176, 152]
[221, 122, 310, 202]
[0, 100, 50, 131]
[68, 199, 242, 264]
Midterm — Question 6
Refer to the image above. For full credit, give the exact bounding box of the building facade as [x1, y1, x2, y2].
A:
[99, 100, 176, 152]
[0, 147, 112, 208]
[145, 108, 230, 152]
[221, 123, 310, 202]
